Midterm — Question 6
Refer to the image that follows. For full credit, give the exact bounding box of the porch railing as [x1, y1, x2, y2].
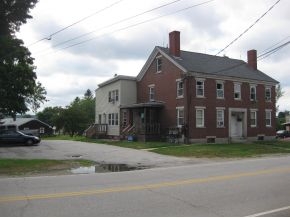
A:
[121, 123, 160, 136]
[139, 123, 160, 135]
[84, 124, 108, 138]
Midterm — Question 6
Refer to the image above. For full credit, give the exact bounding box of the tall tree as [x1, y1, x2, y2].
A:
[0, 0, 38, 35]
[84, 89, 93, 99]
[0, 0, 46, 118]
[276, 84, 284, 112]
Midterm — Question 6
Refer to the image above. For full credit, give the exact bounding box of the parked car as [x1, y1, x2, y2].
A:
[276, 130, 290, 139]
[0, 130, 41, 145]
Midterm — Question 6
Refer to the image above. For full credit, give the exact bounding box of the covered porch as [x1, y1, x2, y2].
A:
[120, 101, 164, 141]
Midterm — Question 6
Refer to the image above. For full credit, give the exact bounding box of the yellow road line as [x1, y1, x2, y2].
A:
[1, 166, 290, 203]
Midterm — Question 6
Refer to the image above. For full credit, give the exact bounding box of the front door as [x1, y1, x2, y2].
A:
[230, 112, 244, 138]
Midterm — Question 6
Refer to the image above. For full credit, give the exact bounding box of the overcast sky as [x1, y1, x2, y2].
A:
[17, 0, 290, 113]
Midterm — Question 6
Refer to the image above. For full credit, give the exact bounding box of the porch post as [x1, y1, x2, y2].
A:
[144, 107, 147, 134]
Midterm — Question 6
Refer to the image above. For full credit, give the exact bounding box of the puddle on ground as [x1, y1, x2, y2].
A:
[71, 163, 148, 174]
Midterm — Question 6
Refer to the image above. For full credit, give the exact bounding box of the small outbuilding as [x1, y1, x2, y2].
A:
[0, 118, 54, 136]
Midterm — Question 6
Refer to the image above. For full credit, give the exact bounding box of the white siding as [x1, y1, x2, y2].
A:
[95, 78, 136, 136]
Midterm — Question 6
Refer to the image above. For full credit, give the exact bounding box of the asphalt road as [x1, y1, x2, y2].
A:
[0, 149, 290, 216]
[0, 140, 209, 168]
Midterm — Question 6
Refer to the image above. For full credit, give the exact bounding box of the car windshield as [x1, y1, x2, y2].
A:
[17, 131, 26, 136]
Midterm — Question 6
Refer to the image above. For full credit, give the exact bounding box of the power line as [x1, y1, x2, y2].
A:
[258, 40, 290, 60]
[34, 0, 183, 54]
[27, 0, 124, 47]
[260, 35, 290, 54]
[40, 0, 215, 56]
[210, 40, 290, 74]
[215, 0, 281, 56]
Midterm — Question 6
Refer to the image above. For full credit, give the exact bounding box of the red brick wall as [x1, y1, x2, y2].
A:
[137, 52, 276, 140]
[137, 52, 184, 133]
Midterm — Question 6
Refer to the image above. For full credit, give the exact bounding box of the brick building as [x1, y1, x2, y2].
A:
[96, 31, 278, 143]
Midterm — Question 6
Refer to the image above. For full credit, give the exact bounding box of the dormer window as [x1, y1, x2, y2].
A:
[156, 56, 162, 73]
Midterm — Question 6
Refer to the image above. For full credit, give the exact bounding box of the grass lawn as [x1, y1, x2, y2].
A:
[153, 141, 290, 158]
[0, 159, 95, 176]
[44, 135, 290, 158]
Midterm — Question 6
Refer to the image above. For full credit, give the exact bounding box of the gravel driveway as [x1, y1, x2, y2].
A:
[0, 140, 210, 168]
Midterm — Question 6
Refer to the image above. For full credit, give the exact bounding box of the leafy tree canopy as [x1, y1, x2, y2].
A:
[0, 0, 38, 35]
[0, 0, 47, 118]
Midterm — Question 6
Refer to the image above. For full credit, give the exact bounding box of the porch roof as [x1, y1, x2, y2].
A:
[120, 101, 165, 109]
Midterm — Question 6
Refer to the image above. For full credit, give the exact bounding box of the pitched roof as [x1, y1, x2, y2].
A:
[137, 46, 278, 84]
[0, 118, 53, 128]
[98, 75, 136, 88]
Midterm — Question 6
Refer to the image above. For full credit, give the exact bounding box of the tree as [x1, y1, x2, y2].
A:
[84, 89, 93, 99]
[276, 84, 284, 112]
[37, 106, 63, 127]
[37, 90, 95, 136]
[0, 0, 38, 35]
[0, 0, 46, 118]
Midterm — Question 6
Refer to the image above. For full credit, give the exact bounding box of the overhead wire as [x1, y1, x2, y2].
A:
[209, 40, 290, 75]
[214, 0, 281, 56]
[39, 0, 215, 56]
[27, 0, 124, 47]
[34, 0, 184, 54]
[258, 40, 290, 60]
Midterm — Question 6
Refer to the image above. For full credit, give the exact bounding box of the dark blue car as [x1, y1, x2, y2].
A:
[0, 130, 40, 145]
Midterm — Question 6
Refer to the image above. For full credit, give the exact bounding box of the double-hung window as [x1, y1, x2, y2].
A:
[149, 85, 155, 101]
[196, 107, 205, 128]
[196, 79, 205, 97]
[108, 90, 119, 103]
[265, 110, 271, 127]
[250, 110, 257, 127]
[216, 81, 224, 99]
[108, 113, 119, 126]
[250, 85, 256, 101]
[234, 83, 241, 100]
[176, 79, 184, 98]
[265, 87, 271, 101]
[216, 109, 224, 128]
[176, 107, 184, 127]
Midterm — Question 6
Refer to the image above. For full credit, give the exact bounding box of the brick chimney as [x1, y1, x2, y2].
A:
[247, 49, 257, 70]
[169, 31, 180, 57]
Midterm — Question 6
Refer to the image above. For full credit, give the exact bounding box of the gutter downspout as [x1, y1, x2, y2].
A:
[183, 72, 190, 144]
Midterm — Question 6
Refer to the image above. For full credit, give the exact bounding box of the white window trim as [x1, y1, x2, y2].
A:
[250, 109, 258, 127]
[156, 56, 162, 73]
[216, 109, 225, 128]
[176, 79, 184, 98]
[39, 127, 45, 134]
[196, 78, 205, 98]
[216, 81, 224, 99]
[176, 106, 184, 127]
[195, 107, 205, 128]
[234, 82, 241, 100]
[148, 84, 155, 102]
[265, 86, 271, 102]
[265, 109, 272, 127]
[250, 84, 257, 101]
